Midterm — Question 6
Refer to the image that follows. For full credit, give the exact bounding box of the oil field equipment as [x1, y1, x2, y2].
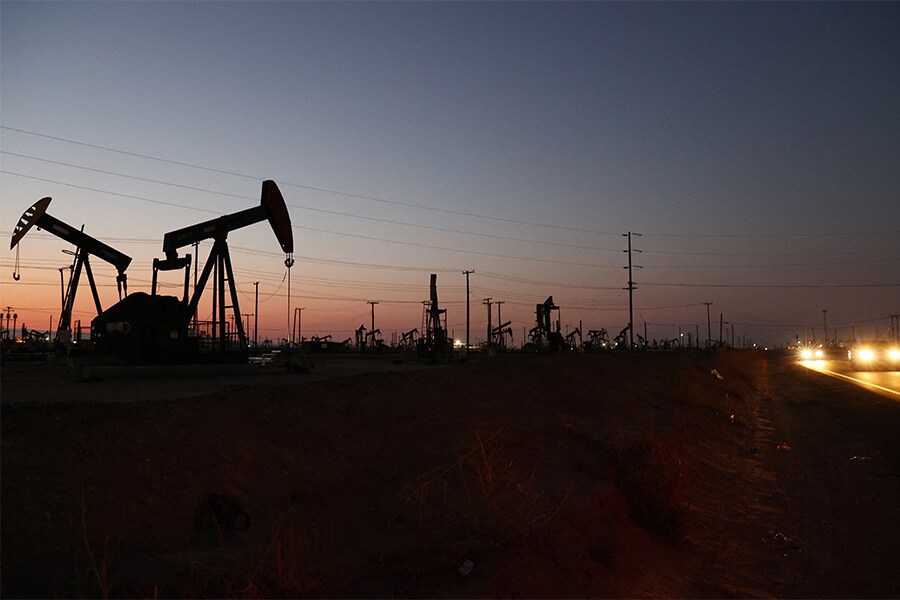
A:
[565, 326, 582, 350]
[613, 325, 630, 349]
[584, 328, 611, 351]
[399, 328, 419, 350]
[491, 321, 512, 348]
[355, 324, 367, 351]
[491, 300, 511, 348]
[10, 197, 132, 346]
[418, 274, 449, 358]
[528, 296, 564, 351]
[92, 180, 293, 362]
[365, 328, 384, 352]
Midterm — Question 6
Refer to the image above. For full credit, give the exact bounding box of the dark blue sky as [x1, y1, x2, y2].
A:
[2, 2, 898, 344]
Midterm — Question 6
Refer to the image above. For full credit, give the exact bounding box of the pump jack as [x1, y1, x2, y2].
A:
[491, 321, 512, 348]
[564, 327, 582, 350]
[613, 325, 630, 349]
[151, 180, 293, 354]
[91, 181, 292, 362]
[418, 274, 449, 358]
[365, 328, 384, 351]
[10, 197, 132, 346]
[399, 328, 419, 350]
[584, 328, 610, 351]
[528, 296, 564, 351]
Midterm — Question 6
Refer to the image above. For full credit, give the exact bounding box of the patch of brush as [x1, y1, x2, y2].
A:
[609, 435, 687, 541]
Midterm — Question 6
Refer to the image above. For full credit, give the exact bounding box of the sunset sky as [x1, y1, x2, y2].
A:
[2, 1, 898, 347]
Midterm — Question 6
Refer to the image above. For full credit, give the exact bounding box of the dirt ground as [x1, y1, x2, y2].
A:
[2, 350, 898, 598]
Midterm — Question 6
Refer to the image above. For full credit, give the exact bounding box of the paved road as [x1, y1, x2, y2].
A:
[763, 357, 900, 597]
[797, 357, 900, 399]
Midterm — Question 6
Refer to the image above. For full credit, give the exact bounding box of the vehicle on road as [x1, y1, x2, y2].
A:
[798, 345, 825, 360]
[847, 340, 900, 371]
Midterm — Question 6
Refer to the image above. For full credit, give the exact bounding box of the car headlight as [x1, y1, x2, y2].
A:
[859, 348, 875, 361]
[814, 349, 824, 359]
[888, 348, 900, 361]
[800, 348, 813, 360]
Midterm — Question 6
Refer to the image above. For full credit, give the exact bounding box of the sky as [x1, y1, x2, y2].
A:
[1, 1, 898, 347]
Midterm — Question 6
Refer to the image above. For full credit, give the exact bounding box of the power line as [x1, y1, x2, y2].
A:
[2, 151, 623, 253]
[1, 170, 620, 268]
[0, 125, 622, 236]
[7, 126, 898, 240]
[478, 271, 624, 291]
[640, 246, 891, 258]
[640, 281, 900, 289]
[1, 171, 218, 215]
[643, 229, 899, 239]
[292, 224, 619, 268]
[642, 257, 900, 269]
[5, 169, 893, 261]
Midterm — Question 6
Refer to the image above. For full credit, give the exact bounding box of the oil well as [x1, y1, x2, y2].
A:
[9, 180, 293, 363]
[10, 197, 132, 346]
[417, 274, 450, 358]
[528, 296, 565, 351]
[94, 180, 294, 362]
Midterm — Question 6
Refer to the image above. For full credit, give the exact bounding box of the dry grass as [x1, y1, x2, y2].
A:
[398, 428, 568, 568]
[78, 488, 114, 600]
[609, 434, 687, 541]
[198, 514, 335, 599]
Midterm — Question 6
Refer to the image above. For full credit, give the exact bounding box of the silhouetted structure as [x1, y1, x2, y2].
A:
[418, 274, 449, 359]
[93, 180, 293, 362]
[528, 296, 564, 351]
[10, 197, 132, 347]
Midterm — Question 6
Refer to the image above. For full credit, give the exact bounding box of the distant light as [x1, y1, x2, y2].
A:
[453, 339, 464, 349]
[859, 348, 875, 361]
[888, 348, 900, 361]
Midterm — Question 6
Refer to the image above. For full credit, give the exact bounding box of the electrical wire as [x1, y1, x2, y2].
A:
[0, 126, 623, 236]
[2, 151, 625, 252]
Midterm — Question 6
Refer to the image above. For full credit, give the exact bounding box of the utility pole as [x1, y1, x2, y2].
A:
[496, 300, 505, 348]
[242, 313, 253, 347]
[367, 301, 378, 334]
[703, 302, 713, 349]
[891, 314, 900, 344]
[296, 307, 304, 345]
[719, 312, 723, 346]
[285, 255, 295, 344]
[193, 241, 200, 329]
[291, 307, 305, 345]
[58, 267, 66, 310]
[483, 298, 493, 345]
[253, 281, 259, 347]
[623, 232, 642, 350]
[822, 309, 828, 347]
[463, 270, 474, 351]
